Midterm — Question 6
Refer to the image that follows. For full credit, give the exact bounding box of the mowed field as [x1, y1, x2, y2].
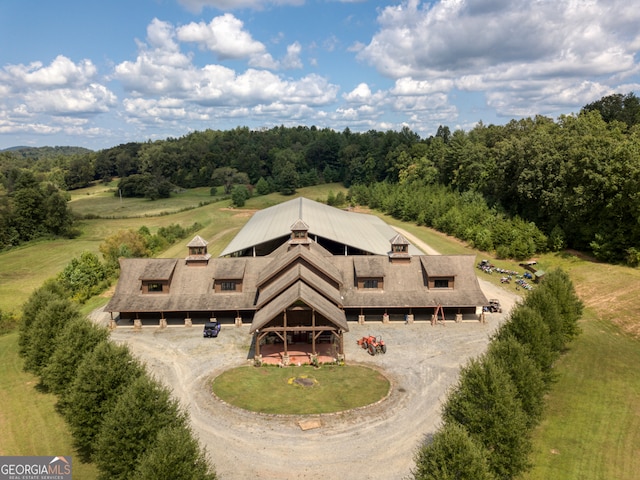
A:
[1, 183, 639, 479]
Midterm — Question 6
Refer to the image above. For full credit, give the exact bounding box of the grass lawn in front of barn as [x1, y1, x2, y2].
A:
[211, 364, 390, 415]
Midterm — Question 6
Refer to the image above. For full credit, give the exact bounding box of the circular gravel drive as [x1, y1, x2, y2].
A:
[102, 279, 518, 480]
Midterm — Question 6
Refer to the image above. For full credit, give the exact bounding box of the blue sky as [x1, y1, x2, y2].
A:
[1, 0, 639, 150]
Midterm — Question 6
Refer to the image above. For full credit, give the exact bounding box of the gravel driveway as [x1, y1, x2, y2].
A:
[98, 279, 518, 480]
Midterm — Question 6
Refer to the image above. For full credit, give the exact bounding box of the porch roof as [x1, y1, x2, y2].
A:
[250, 281, 348, 333]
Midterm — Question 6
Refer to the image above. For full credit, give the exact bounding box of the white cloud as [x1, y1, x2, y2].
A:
[358, 0, 640, 118]
[123, 97, 211, 123]
[24, 84, 117, 115]
[115, 17, 337, 105]
[114, 19, 196, 95]
[281, 42, 303, 69]
[343, 83, 371, 103]
[177, 0, 304, 13]
[485, 79, 613, 117]
[112, 17, 339, 127]
[177, 14, 268, 60]
[0, 120, 61, 135]
[1, 55, 97, 89]
[247, 52, 279, 69]
[390, 78, 453, 96]
[0, 55, 116, 124]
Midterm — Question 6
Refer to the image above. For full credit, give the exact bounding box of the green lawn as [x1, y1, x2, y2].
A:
[523, 312, 640, 480]
[212, 365, 390, 414]
[69, 184, 220, 218]
[0, 333, 98, 479]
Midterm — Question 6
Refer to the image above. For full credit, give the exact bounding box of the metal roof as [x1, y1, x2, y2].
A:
[219, 197, 423, 257]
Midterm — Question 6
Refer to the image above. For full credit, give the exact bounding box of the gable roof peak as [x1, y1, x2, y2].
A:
[187, 235, 208, 247]
[390, 233, 409, 245]
[290, 218, 309, 231]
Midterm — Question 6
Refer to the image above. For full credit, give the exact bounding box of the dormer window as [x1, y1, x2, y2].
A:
[434, 279, 450, 288]
[353, 256, 385, 290]
[147, 282, 163, 292]
[213, 259, 246, 293]
[363, 279, 379, 289]
[221, 281, 237, 291]
[139, 259, 177, 294]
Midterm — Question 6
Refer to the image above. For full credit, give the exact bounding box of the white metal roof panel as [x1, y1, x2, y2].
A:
[220, 197, 422, 257]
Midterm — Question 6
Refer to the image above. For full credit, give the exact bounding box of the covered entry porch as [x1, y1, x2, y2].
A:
[251, 297, 348, 366]
[258, 334, 341, 365]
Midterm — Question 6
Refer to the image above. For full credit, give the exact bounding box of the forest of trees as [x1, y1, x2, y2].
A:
[1, 92, 639, 264]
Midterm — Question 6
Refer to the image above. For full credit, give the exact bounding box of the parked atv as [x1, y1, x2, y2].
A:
[357, 335, 387, 355]
[483, 299, 502, 313]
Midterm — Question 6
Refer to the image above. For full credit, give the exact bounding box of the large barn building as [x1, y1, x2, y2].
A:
[105, 197, 488, 362]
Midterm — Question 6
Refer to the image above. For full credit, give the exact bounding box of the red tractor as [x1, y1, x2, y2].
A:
[357, 335, 387, 355]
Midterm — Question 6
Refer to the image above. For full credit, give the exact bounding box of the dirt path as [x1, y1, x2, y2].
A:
[98, 274, 519, 480]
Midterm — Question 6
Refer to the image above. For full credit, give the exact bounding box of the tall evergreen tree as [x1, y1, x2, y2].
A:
[486, 337, 548, 428]
[538, 269, 583, 344]
[493, 306, 557, 380]
[131, 425, 217, 480]
[18, 281, 66, 356]
[63, 340, 144, 462]
[442, 356, 532, 479]
[522, 286, 565, 353]
[412, 423, 495, 480]
[40, 317, 109, 396]
[95, 375, 187, 480]
[22, 297, 82, 377]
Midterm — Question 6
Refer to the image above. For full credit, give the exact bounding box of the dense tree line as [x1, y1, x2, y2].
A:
[412, 269, 583, 479]
[349, 182, 548, 260]
[348, 98, 640, 264]
[18, 282, 217, 479]
[2, 92, 639, 262]
[0, 168, 76, 249]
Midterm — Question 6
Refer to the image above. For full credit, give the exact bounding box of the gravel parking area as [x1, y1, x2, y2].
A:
[97, 279, 518, 480]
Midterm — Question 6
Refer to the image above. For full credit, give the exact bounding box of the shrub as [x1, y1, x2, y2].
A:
[412, 423, 494, 480]
[95, 375, 188, 479]
[63, 340, 144, 462]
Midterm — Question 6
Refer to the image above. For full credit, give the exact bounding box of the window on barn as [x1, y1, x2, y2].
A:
[148, 283, 163, 292]
[433, 279, 449, 288]
[363, 279, 379, 289]
[221, 281, 236, 291]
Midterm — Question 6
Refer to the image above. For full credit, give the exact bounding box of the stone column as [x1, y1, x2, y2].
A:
[358, 314, 365, 325]
[134, 319, 142, 330]
[159, 317, 167, 329]
[382, 313, 390, 324]
[184, 317, 192, 327]
[235, 316, 242, 327]
[406, 314, 414, 324]
[455, 313, 462, 323]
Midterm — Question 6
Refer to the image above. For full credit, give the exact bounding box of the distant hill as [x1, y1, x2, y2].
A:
[1, 145, 93, 159]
